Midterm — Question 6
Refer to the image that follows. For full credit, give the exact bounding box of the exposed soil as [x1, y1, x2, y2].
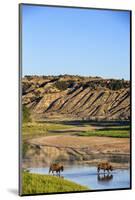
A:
[28, 135, 129, 153]
[22, 75, 130, 120]
[23, 135, 130, 168]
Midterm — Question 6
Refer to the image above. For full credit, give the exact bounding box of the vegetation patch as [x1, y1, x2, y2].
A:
[22, 142, 29, 158]
[22, 172, 89, 195]
[54, 81, 69, 91]
[22, 122, 74, 140]
[22, 105, 31, 123]
[77, 127, 130, 138]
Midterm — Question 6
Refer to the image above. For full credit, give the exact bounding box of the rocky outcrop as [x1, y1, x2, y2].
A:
[22, 75, 130, 120]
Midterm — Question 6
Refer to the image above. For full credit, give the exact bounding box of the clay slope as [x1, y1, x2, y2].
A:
[22, 75, 130, 120]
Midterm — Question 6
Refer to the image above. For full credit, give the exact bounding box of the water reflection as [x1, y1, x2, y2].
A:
[29, 166, 130, 190]
[97, 174, 113, 182]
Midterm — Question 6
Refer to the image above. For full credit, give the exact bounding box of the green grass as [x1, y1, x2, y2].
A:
[22, 122, 130, 140]
[102, 125, 130, 131]
[22, 172, 89, 195]
[22, 122, 74, 140]
[77, 126, 130, 138]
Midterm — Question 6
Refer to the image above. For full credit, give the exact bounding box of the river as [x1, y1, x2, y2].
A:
[29, 164, 130, 190]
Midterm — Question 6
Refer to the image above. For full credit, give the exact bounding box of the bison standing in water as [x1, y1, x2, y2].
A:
[49, 163, 64, 176]
[97, 162, 113, 174]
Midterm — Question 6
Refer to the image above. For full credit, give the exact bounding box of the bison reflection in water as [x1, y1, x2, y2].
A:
[49, 163, 64, 176]
[97, 174, 113, 182]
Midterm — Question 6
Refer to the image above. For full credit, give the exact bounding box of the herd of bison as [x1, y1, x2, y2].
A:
[49, 162, 113, 176]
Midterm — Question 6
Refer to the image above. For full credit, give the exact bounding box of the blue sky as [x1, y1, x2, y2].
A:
[22, 5, 130, 80]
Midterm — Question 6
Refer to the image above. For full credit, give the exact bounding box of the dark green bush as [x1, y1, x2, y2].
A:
[54, 81, 69, 91]
[108, 80, 124, 90]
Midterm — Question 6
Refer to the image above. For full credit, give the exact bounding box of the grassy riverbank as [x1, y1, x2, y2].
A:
[22, 121, 130, 140]
[77, 126, 130, 138]
[22, 172, 89, 195]
[22, 122, 74, 140]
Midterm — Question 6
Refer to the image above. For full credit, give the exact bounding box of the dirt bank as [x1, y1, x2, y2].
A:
[23, 135, 130, 168]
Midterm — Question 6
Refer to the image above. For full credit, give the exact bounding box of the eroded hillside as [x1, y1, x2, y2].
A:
[22, 75, 130, 120]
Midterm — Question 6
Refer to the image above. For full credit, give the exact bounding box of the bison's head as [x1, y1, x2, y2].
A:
[110, 165, 113, 171]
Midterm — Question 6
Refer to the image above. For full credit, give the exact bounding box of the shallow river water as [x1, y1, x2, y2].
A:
[29, 165, 130, 190]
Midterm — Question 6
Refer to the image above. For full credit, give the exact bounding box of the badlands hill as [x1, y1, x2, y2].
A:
[22, 75, 130, 120]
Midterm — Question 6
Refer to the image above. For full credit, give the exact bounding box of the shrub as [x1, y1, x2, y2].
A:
[108, 80, 125, 90]
[54, 81, 69, 91]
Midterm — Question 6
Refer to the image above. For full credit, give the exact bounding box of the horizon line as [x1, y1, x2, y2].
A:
[22, 74, 130, 81]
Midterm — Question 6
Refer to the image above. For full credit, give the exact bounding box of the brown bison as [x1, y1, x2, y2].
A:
[97, 162, 113, 174]
[49, 163, 64, 176]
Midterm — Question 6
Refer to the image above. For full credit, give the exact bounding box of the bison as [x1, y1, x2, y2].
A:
[49, 163, 64, 176]
[97, 162, 113, 174]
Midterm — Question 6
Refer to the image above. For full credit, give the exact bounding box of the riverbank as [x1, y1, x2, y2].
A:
[27, 165, 130, 191]
[78, 160, 130, 169]
[22, 120, 130, 170]
[23, 160, 130, 170]
[22, 172, 89, 195]
[22, 134, 130, 168]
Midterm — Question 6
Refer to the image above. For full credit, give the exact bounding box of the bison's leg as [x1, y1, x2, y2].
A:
[56, 170, 59, 176]
[56, 171, 59, 176]
[97, 167, 100, 174]
[49, 167, 51, 174]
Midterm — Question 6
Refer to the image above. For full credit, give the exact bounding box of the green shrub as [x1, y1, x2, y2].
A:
[54, 81, 69, 91]
[108, 80, 126, 90]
